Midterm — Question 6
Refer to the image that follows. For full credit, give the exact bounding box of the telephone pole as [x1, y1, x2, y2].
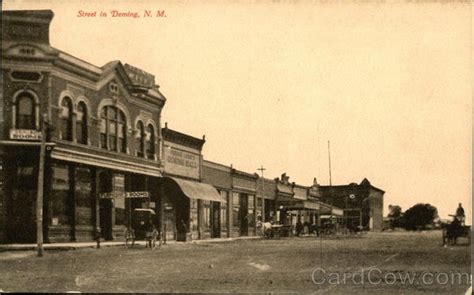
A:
[36, 113, 47, 257]
[328, 140, 334, 231]
[257, 165, 266, 222]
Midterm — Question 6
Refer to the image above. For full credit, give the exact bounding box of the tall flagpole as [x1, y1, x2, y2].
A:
[328, 140, 332, 187]
[257, 165, 266, 223]
[328, 140, 334, 232]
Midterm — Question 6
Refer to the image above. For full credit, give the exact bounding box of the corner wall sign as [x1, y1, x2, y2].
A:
[9, 129, 42, 140]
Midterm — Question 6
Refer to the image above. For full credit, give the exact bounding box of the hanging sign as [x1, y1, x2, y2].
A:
[99, 191, 150, 199]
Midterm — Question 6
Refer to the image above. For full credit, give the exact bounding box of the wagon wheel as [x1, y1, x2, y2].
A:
[150, 229, 161, 250]
[441, 228, 446, 246]
[124, 228, 135, 249]
[466, 227, 471, 245]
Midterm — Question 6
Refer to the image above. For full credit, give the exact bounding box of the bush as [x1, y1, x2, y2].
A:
[401, 203, 438, 231]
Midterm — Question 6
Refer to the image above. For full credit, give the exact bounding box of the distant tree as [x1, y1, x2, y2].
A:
[388, 205, 403, 229]
[401, 203, 438, 230]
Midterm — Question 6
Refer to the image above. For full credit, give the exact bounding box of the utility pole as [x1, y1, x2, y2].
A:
[327, 140, 332, 187]
[36, 113, 47, 257]
[328, 140, 334, 232]
[257, 166, 266, 223]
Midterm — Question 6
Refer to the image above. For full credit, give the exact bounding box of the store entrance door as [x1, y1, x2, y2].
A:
[6, 154, 37, 243]
[98, 171, 113, 240]
[239, 194, 248, 236]
[99, 199, 113, 240]
[211, 201, 221, 238]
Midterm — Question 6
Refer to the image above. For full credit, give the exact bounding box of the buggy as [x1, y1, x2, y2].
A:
[124, 208, 160, 249]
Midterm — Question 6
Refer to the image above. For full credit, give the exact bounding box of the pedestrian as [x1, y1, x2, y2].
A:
[455, 203, 465, 225]
[94, 227, 101, 249]
[296, 220, 303, 236]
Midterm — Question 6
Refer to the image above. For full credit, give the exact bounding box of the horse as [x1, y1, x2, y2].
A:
[262, 222, 273, 238]
[442, 218, 470, 246]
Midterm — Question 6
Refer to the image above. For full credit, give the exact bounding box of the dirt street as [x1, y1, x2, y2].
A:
[0, 230, 470, 293]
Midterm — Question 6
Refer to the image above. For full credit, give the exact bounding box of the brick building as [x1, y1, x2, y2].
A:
[318, 178, 385, 231]
[0, 10, 165, 243]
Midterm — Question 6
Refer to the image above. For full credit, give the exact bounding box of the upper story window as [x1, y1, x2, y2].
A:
[76, 101, 88, 144]
[136, 121, 145, 157]
[16, 93, 36, 129]
[109, 83, 119, 94]
[60, 97, 73, 141]
[146, 124, 155, 160]
[100, 105, 127, 153]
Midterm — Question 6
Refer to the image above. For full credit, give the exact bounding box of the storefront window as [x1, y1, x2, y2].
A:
[203, 200, 211, 228]
[248, 195, 255, 228]
[190, 199, 198, 232]
[220, 190, 228, 229]
[232, 192, 240, 227]
[75, 166, 92, 226]
[51, 163, 70, 226]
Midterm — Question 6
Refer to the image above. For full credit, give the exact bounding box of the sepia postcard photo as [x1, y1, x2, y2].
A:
[0, 0, 471, 294]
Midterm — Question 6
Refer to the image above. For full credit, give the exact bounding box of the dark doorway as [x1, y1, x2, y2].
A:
[211, 201, 221, 238]
[239, 194, 248, 236]
[6, 152, 38, 243]
[99, 199, 113, 240]
[98, 171, 113, 240]
[9, 184, 37, 243]
[264, 199, 275, 223]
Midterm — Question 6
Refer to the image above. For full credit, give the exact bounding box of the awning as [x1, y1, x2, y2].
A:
[166, 177, 222, 202]
[277, 196, 320, 211]
[0, 140, 56, 146]
[51, 147, 162, 177]
[319, 202, 344, 217]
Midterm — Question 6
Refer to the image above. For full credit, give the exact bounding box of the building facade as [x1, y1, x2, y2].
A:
[160, 125, 224, 241]
[1, 10, 165, 243]
[202, 160, 232, 238]
[0, 10, 385, 244]
[319, 178, 385, 231]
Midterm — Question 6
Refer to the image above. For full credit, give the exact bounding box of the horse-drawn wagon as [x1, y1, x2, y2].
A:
[441, 217, 470, 246]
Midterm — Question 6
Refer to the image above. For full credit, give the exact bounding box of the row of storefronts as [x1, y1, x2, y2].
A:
[0, 10, 384, 244]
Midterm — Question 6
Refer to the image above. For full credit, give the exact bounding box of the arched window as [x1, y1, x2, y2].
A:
[76, 102, 88, 144]
[60, 97, 73, 141]
[118, 111, 127, 153]
[146, 124, 155, 160]
[100, 105, 127, 153]
[136, 121, 145, 157]
[16, 93, 36, 129]
[100, 107, 107, 149]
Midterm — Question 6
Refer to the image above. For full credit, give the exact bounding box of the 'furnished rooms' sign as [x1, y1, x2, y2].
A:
[164, 145, 200, 179]
[10, 129, 42, 140]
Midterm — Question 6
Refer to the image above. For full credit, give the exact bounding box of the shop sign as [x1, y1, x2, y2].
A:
[9, 129, 42, 140]
[164, 146, 200, 179]
[126, 191, 150, 198]
[99, 191, 150, 199]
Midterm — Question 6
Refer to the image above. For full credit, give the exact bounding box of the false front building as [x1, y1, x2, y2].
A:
[0, 10, 165, 243]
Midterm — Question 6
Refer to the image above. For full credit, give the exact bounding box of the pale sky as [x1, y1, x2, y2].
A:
[4, 0, 472, 223]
